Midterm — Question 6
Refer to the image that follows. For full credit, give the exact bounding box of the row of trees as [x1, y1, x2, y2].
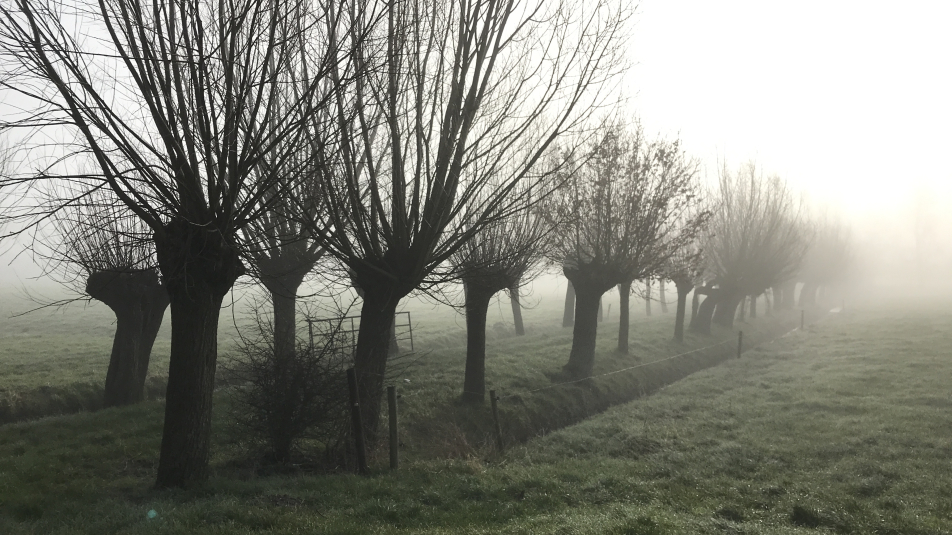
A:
[0, 0, 629, 487]
[0, 0, 852, 487]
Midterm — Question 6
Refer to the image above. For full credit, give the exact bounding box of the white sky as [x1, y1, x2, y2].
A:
[3, 0, 951, 283]
[626, 0, 952, 216]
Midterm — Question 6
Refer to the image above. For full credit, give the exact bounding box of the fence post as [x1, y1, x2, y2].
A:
[737, 331, 743, 358]
[490, 389, 504, 453]
[388, 385, 398, 470]
[346, 368, 368, 475]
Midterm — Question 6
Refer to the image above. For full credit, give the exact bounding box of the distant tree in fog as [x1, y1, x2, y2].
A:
[545, 121, 705, 376]
[662, 220, 708, 343]
[691, 163, 809, 334]
[297, 0, 629, 441]
[452, 197, 551, 403]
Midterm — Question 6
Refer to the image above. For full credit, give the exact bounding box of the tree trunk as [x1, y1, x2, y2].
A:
[714, 294, 742, 328]
[258, 255, 313, 364]
[388, 316, 400, 356]
[509, 286, 525, 336]
[691, 287, 700, 321]
[644, 280, 652, 316]
[270, 288, 298, 361]
[617, 280, 631, 354]
[749, 294, 758, 318]
[154, 221, 243, 489]
[673, 282, 691, 343]
[736, 294, 747, 323]
[462, 283, 495, 403]
[564, 284, 604, 378]
[691, 291, 720, 335]
[779, 281, 797, 309]
[88, 271, 169, 408]
[352, 291, 400, 444]
[562, 280, 575, 327]
[659, 280, 668, 313]
[799, 282, 818, 307]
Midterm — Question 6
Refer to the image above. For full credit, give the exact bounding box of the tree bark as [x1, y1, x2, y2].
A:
[714, 293, 742, 328]
[462, 283, 495, 403]
[388, 317, 400, 356]
[691, 287, 700, 321]
[509, 286, 525, 336]
[673, 282, 691, 343]
[259, 257, 311, 367]
[154, 222, 243, 488]
[87, 270, 169, 408]
[352, 291, 400, 444]
[659, 280, 668, 313]
[617, 280, 631, 354]
[691, 291, 720, 335]
[644, 280, 652, 316]
[562, 280, 575, 327]
[564, 283, 604, 378]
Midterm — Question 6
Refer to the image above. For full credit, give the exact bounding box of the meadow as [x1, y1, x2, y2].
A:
[2, 280, 947, 533]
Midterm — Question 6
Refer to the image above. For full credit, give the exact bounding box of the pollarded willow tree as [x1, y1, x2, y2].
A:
[0, 0, 359, 487]
[691, 163, 810, 334]
[545, 121, 706, 377]
[661, 223, 707, 343]
[302, 0, 629, 439]
[452, 194, 551, 404]
[35, 190, 168, 407]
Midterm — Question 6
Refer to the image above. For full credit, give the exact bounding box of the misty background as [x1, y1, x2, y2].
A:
[3, 0, 951, 293]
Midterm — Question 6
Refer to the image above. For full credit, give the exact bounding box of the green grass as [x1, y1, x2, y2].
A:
[4, 285, 943, 532]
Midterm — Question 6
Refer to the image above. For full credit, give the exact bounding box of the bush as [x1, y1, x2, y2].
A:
[224, 310, 351, 466]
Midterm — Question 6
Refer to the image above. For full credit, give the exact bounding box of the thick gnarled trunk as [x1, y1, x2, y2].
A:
[257, 252, 314, 365]
[564, 281, 605, 378]
[673, 281, 691, 343]
[562, 280, 576, 327]
[353, 291, 400, 444]
[154, 221, 243, 489]
[462, 283, 495, 403]
[617, 280, 631, 354]
[691, 288, 720, 335]
[87, 270, 169, 408]
[713, 293, 742, 328]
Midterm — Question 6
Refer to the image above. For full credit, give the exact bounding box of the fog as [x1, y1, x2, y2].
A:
[2, 0, 951, 300]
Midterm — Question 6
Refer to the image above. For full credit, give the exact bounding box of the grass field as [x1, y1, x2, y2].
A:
[4, 282, 947, 533]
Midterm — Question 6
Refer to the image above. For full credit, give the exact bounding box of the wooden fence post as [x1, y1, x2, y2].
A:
[346, 368, 368, 475]
[490, 389, 504, 453]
